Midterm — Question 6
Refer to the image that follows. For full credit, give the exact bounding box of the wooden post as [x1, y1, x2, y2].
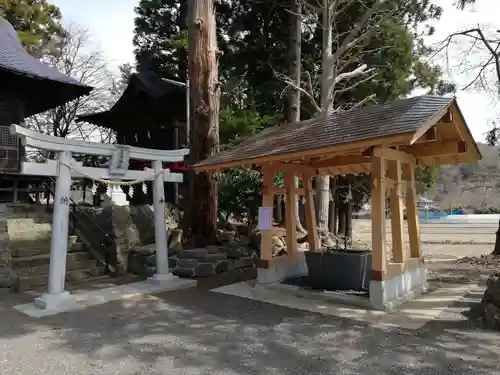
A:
[388, 160, 405, 263]
[260, 168, 275, 261]
[304, 174, 319, 251]
[284, 171, 298, 256]
[187, 0, 220, 246]
[403, 162, 421, 259]
[371, 157, 387, 281]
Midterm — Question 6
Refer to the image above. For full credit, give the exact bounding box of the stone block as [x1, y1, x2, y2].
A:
[205, 253, 227, 262]
[194, 263, 216, 277]
[234, 257, 254, 269]
[177, 259, 199, 268]
[177, 248, 208, 259]
[215, 259, 235, 274]
[168, 257, 178, 269]
[173, 267, 195, 278]
[215, 260, 229, 274]
[225, 248, 242, 260]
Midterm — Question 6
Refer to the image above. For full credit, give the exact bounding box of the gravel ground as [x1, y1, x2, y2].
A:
[0, 219, 499, 375]
[0, 283, 499, 375]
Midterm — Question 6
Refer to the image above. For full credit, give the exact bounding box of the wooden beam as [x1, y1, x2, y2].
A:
[364, 146, 416, 164]
[403, 163, 421, 259]
[402, 140, 467, 158]
[371, 157, 387, 279]
[303, 174, 319, 251]
[259, 167, 275, 261]
[267, 162, 317, 176]
[441, 110, 453, 123]
[388, 160, 405, 264]
[309, 155, 371, 168]
[284, 171, 298, 256]
[414, 126, 438, 143]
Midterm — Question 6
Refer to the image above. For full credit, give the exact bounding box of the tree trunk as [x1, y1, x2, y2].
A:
[346, 194, 353, 243]
[315, 0, 333, 230]
[328, 176, 337, 234]
[493, 220, 500, 255]
[187, 0, 220, 246]
[274, 195, 282, 224]
[287, 0, 306, 233]
[338, 201, 346, 238]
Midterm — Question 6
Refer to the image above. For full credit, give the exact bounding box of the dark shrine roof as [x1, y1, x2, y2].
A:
[0, 17, 92, 117]
[76, 70, 186, 131]
[194, 95, 480, 171]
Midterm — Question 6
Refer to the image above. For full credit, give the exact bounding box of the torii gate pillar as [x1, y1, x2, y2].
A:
[34, 150, 75, 309]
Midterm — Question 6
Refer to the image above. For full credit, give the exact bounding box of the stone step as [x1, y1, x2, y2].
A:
[11, 251, 94, 272]
[13, 259, 99, 278]
[10, 236, 80, 258]
[13, 266, 106, 292]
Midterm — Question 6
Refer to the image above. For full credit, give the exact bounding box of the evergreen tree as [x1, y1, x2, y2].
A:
[132, 0, 449, 224]
[0, 0, 64, 56]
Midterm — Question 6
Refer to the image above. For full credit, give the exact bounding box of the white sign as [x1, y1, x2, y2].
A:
[257, 206, 273, 230]
[109, 145, 130, 175]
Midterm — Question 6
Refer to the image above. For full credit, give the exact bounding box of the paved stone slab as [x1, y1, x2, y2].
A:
[211, 281, 482, 330]
[14, 277, 197, 318]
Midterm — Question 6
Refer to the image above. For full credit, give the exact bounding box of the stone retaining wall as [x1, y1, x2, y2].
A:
[74, 204, 180, 273]
[128, 240, 257, 279]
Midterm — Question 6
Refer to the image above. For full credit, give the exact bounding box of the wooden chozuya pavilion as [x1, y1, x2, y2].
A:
[193, 95, 482, 310]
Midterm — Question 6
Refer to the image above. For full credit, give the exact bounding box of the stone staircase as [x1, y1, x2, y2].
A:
[10, 234, 106, 292]
[0, 203, 107, 292]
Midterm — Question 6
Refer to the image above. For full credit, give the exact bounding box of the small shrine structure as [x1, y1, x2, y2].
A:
[193, 95, 482, 310]
[76, 70, 188, 205]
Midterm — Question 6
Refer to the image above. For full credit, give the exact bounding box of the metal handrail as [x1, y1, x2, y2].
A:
[42, 177, 113, 274]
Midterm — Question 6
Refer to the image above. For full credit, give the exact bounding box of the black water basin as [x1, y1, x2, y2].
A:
[305, 249, 372, 291]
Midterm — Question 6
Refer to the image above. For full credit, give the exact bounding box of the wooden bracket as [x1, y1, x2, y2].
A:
[364, 146, 416, 164]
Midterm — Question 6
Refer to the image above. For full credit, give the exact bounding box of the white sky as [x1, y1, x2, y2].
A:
[52, 0, 500, 143]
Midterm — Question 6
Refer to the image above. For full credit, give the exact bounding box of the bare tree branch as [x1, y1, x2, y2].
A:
[24, 23, 119, 159]
[434, 26, 500, 93]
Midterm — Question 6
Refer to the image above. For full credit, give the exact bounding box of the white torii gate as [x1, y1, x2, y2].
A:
[10, 125, 189, 310]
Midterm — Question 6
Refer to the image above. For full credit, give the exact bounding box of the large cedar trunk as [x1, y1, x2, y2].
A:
[187, 0, 220, 246]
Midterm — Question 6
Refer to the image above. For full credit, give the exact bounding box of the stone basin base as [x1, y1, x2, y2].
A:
[369, 264, 427, 311]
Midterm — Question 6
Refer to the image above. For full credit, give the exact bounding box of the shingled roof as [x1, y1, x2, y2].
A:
[0, 16, 92, 117]
[194, 95, 479, 171]
[0, 17, 91, 88]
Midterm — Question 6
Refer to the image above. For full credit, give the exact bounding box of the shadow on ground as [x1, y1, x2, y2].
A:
[0, 278, 499, 374]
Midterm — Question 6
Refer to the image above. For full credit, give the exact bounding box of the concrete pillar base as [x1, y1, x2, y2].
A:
[148, 273, 177, 282]
[33, 291, 76, 310]
[257, 260, 308, 285]
[369, 265, 427, 311]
